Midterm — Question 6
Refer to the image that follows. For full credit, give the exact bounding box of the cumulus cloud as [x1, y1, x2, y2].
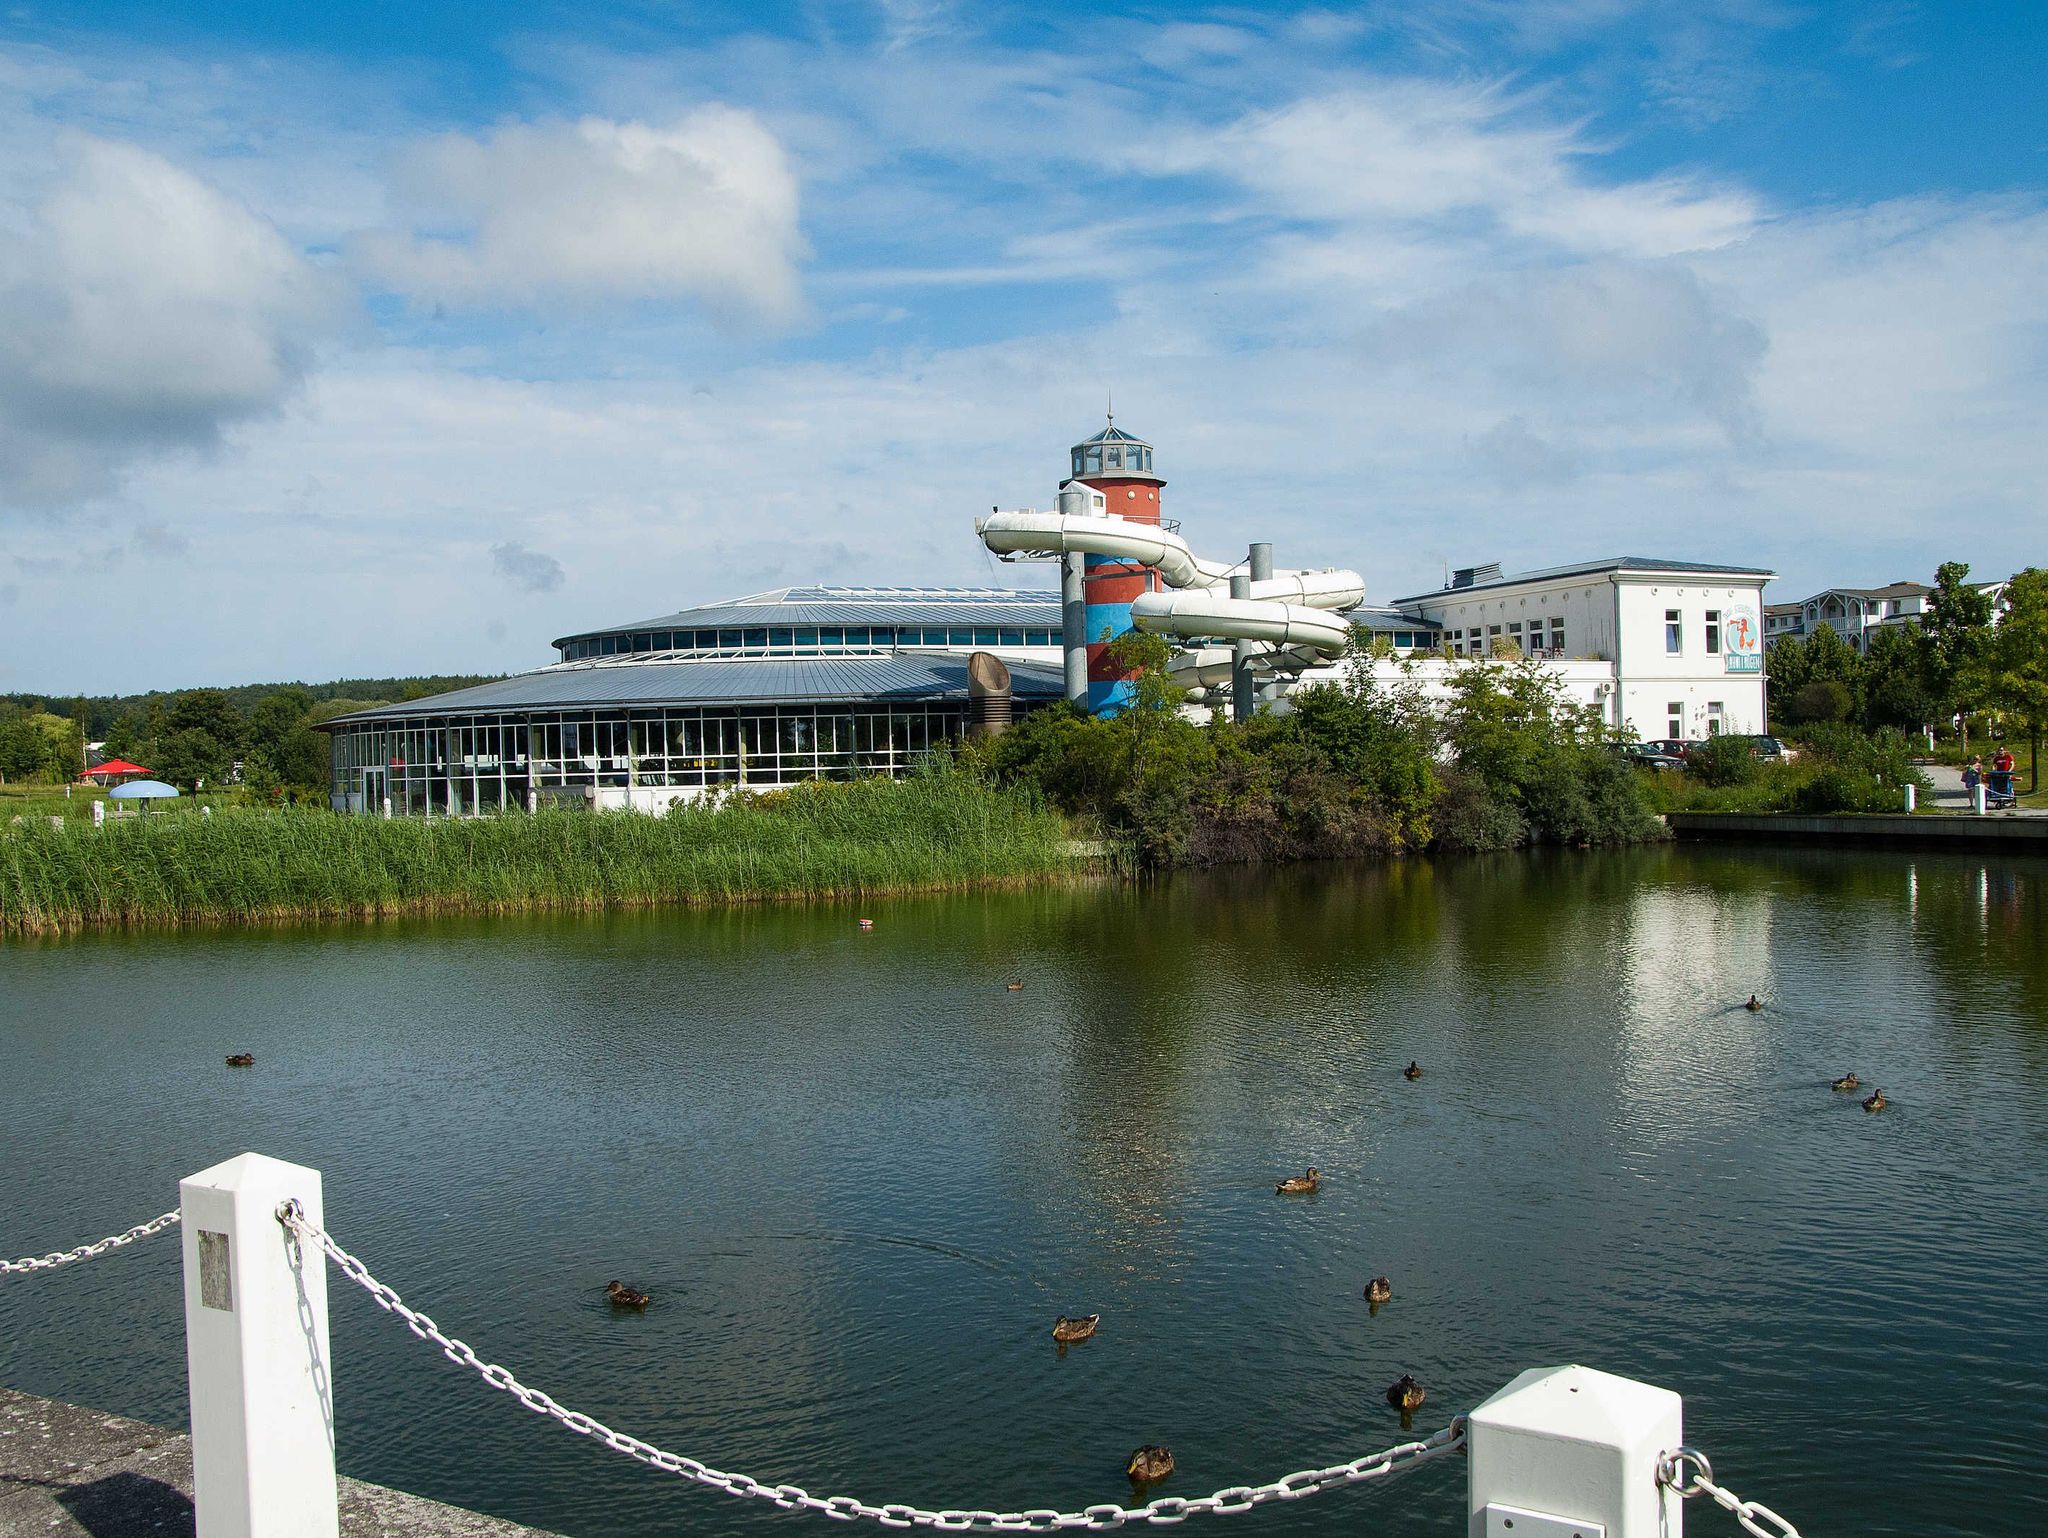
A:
[491, 540, 566, 592]
[0, 136, 341, 507]
[353, 110, 805, 322]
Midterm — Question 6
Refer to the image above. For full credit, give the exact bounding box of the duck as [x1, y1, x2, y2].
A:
[1385, 1375, 1426, 1412]
[1403, 1061, 1423, 1080]
[605, 1281, 651, 1308]
[1831, 1073, 1860, 1092]
[1862, 1089, 1887, 1113]
[1744, 995, 1763, 1012]
[224, 1053, 254, 1067]
[857, 918, 875, 931]
[1276, 1167, 1320, 1195]
[1365, 1277, 1393, 1306]
[1051, 1314, 1099, 1344]
[1005, 979, 1024, 992]
[1125, 1446, 1175, 1485]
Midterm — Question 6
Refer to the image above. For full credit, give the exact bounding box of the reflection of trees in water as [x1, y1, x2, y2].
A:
[1906, 858, 2048, 1049]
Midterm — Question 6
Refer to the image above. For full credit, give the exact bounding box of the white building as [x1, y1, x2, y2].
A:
[1382, 556, 1773, 742]
[1764, 573, 2017, 654]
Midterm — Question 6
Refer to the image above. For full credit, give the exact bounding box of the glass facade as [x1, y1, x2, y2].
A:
[556, 625, 1062, 663]
[329, 702, 976, 815]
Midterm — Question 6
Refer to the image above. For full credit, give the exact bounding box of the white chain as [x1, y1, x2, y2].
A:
[0, 1210, 182, 1274]
[1658, 1448, 1802, 1538]
[281, 1201, 1465, 1530]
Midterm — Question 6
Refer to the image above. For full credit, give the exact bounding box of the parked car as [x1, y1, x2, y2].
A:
[1735, 735, 1793, 762]
[1638, 738, 1692, 760]
[1617, 742, 1687, 771]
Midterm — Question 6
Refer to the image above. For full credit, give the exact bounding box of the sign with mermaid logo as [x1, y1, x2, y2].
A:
[1724, 604, 1762, 673]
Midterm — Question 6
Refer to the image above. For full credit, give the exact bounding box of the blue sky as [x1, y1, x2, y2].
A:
[2, 1, 2044, 692]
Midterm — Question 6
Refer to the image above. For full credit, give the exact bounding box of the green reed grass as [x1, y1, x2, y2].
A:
[0, 775, 1081, 935]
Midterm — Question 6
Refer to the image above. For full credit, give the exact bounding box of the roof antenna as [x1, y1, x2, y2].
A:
[1107, 387, 1113, 427]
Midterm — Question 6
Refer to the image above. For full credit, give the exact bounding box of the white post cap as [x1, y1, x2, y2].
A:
[1466, 1364, 1682, 1538]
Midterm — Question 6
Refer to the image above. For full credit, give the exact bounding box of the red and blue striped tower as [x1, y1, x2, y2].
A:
[1068, 418, 1165, 715]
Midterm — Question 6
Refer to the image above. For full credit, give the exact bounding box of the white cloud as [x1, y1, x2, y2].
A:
[0, 135, 342, 506]
[352, 110, 806, 323]
[1144, 82, 1759, 259]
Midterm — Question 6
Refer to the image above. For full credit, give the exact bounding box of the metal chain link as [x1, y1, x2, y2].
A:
[280, 1201, 1465, 1530]
[1659, 1448, 1802, 1538]
[0, 1210, 181, 1274]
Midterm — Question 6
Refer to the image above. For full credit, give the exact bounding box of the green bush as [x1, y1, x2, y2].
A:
[1687, 734, 1761, 787]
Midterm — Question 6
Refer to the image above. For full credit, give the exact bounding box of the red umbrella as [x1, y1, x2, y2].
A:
[83, 758, 152, 779]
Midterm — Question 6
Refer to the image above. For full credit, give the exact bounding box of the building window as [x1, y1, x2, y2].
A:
[1705, 610, 1721, 654]
[1549, 619, 1565, 653]
[1667, 702, 1684, 738]
[1707, 701, 1724, 736]
[1665, 609, 1682, 654]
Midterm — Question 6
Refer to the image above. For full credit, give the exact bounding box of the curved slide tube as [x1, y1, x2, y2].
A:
[976, 511, 1362, 666]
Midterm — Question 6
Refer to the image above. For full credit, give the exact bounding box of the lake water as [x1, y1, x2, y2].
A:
[3, 847, 2045, 1537]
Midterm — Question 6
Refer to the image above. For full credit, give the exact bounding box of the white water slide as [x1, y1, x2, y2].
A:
[975, 510, 1364, 692]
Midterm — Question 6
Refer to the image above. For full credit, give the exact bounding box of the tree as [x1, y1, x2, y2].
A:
[1919, 560, 1995, 737]
[1860, 625, 1935, 731]
[154, 726, 233, 791]
[1767, 624, 1861, 725]
[166, 689, 244, 752]
[245, 692, 313, 774]
[1983, 567, 2048, 792]
[1788, 679, 1852, 724]
[0, 713, 51, 781]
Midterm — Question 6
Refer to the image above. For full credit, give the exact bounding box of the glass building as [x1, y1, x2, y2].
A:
[323, 588, 1066, 815]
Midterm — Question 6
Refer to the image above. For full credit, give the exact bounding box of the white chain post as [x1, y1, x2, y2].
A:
[1465, 1364, 1682, 1538]
[180, 1154, 339, 1538]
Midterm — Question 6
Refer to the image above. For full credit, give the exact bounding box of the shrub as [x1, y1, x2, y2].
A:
[1687, 734, 1761, 787]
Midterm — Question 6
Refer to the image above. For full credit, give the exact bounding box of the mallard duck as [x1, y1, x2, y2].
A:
[1126, 1446, 1175, 1484]
[1744, 995, 1763, 1012]
[1005, 980, 1024, 991]
[1385, 1375, 1426, 1412]
[605, 1280, 651, 1308]
[1365, 1277, 1392, 1305]
[1832, 1073, 1860, 1092]
[1276, 1167, 1320, 1194]
[1862, 1089, 1887, 1113]
[1403, 1061, 1422, 1080]
[1051, 1314, 1098, 1344]
[224, 1053, 254, 1067]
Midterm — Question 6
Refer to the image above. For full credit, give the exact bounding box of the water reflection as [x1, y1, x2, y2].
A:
[2, 848, 2045, 1537]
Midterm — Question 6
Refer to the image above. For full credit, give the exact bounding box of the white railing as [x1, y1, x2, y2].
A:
[6, 1154, 1802, 1538]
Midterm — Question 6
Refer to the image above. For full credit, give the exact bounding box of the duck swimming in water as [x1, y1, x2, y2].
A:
[1126, 1447, 1175, 1485]
[1276, 1167, 1320, 1195]
[224, 1053, 254, 1067]
[1051, 1314, 1098, 1344]
[1744, 995, 1763, 1012]
[1005, 979, 1024, 991]
[1386, 1375, 1426, 1412]
[1365, 1277, 1393, 1306]
[605, 1281, 651, 1308]
[1862, 1089, 1887, 1113]
[1832, 1073, 1860, 1092]
[1403, 1061, 1423, 1080]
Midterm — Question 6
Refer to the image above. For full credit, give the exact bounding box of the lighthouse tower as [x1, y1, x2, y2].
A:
[1065, 418, 1165, 714]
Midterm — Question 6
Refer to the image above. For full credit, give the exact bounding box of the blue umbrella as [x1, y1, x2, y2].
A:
[108, 779, 181, 800]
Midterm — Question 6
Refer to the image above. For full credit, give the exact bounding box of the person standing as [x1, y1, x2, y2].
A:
[1963, 756, 1983, 799]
